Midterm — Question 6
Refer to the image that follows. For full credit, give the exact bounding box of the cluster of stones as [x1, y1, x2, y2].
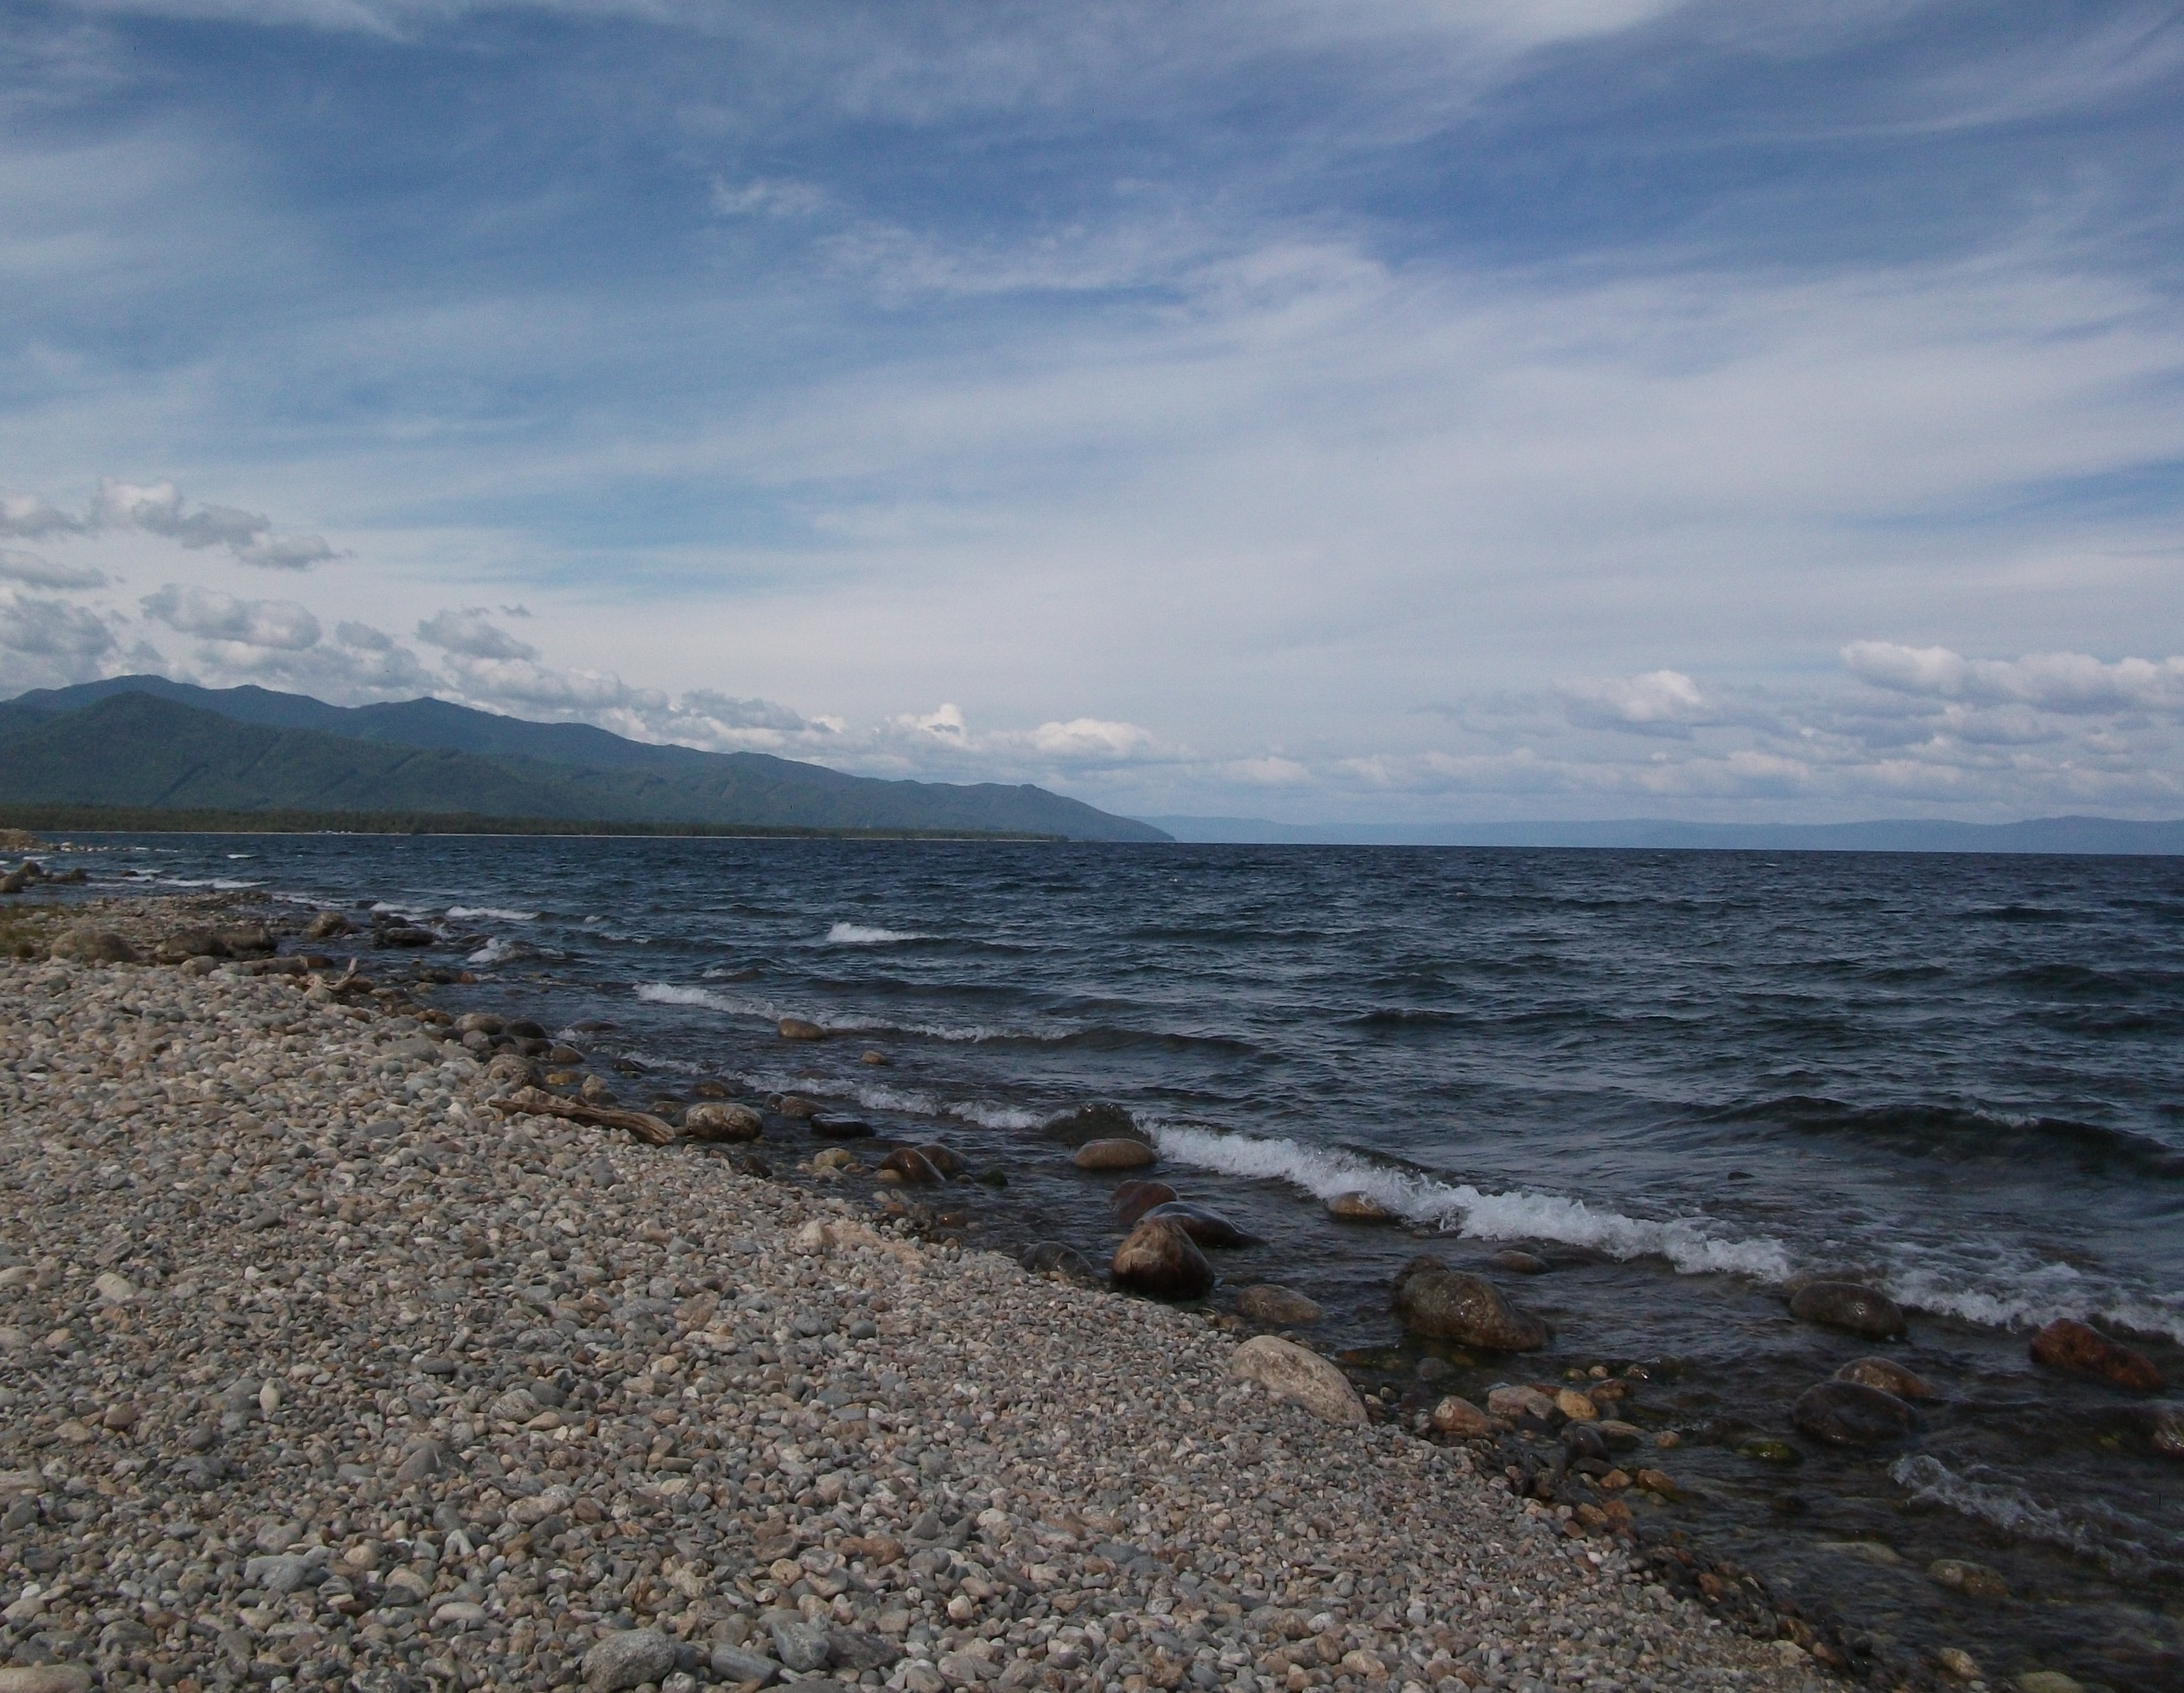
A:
[0, 893, 1829, 1693]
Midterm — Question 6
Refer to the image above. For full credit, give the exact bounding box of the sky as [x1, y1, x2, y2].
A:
[1, 1, 2181, 825]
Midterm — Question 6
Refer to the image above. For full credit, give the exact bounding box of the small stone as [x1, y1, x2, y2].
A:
[1935, 1646, 1977, 1678]
[1488, 1249, 1548, 1274]
[1792, 1380, 1919, 1446]
[1788, 1281, 1908, 1339]
[1834, 1356, 1937, 1400]
[710, 1645, 781, 1687]
[1237, 1284, 1324, 1326]
[584, 1627, 679, 1690]
[1073, 1138, 1157, 1171]
[92, 1270, 135, 1303]
[1484, 1385, 1556, 1422]
[2015, 1673, 2085, 1693]
[1429, 1396, 1493, 1438]
[1553, 1388, 1597, 1422]
[1230, 1335, 1366, 1425]
[1928, 1558, 2009, 1601]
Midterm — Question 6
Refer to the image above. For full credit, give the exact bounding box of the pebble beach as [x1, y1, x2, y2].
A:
[0, 892, 1834, 1693]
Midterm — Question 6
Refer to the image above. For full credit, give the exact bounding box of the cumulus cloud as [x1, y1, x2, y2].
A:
[0, 495, 86, 541]
[1560, 669, 1717, 736]
[91, 479, 339, 569]
[0, 594, 116, 660]
[416, 608, 539, 662]
[1027, 717, 1155, 760]
[1843, 641, 2184, 716]
[0, 550, 106, 591]
[335, 620, 396, 651]
[141, 583, 322, 649]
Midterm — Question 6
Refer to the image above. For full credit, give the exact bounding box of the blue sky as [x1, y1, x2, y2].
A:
[2, 1, 2181, 822]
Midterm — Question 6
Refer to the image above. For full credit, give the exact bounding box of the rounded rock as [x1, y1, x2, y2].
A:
[1835, 1356, 1938, 1400]
[1230, 1334, 1366, 1425]
[2028, 1317, 2163, 1393]
[1430, 1396, 1494, 1438]
[1140, 1200, 1263, 1249]
[1111, 1178, 1179, 1226]
[684, 1101, 764, 1142]
[1788, 1281, 1908, 1340]
[584, 1627, 679, 1691]
[1391, 1257, 1551, 1352]
[878, 1148, 944, 1185]
[1793, 1381, 1919, 1446]
[1327, 1190, 1394, 1223]
[778, 1017, 829, 1041]
[1111, 1217, 1214, 1300]
[1928, 1558, 2010, 1601]
[1237, 1284, 1324, 1326]
[0, 1668, 94, 1693]
[1073, 1138, 1157, 1172]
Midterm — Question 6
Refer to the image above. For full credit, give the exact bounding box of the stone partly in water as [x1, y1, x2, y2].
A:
[1737, 1439, 1801, 1465]
[810, 1114, 876, 1141]
[1485, 1385, 1556, 1423]
[1073, 1138, 1157, 1172]
[1139, 1200, 1263, 1249]
[1489, 1249, 1549, 1275]
[1430, 1396, 1495, 1438]
[2149, 1403, 2184, 1460]
[1927, 1559, 2010, 1601]
[1019, 1243, 1101, 1285]
[1236, 1284, 1324, 1326]
[914, 1143, 967, 1177]
[584, 1627, 679, 1690]
[683, 1101, 764, 1142]
[1390, 1258, 1551, 1352]
[1833, 1357, 1938, 1400]
[1327, 1190, 1394, 1223]
[778, 1017, 828, 1041]
[1787, 1281, 1908, 1340]
[1111, 1179, 1179, 1227]
[1791, 1381, 1920, 1446]
[878, 1148, 944, 1185]
[2028, 1318, 2164, 1393]
[1229, 1335, 1366, 1426]
[1111, 1218, 1215, 1301]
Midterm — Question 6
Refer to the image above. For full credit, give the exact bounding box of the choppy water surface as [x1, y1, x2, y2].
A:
[100, 836, 2184, 1687]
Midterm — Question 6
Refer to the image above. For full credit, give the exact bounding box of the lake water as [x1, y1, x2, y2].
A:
[92, 834, 2184, 1689]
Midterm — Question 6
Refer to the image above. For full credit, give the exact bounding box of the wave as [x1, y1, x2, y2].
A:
[449, 906, 539, 922]
[1889, 1455, 2169, 1578]
[1704, 1095, 2184, 1180]
[1880, 1262, 2184, 1345]
[825, 922, 927, 946]
[1146, 1123, 1794, 1280]
[631, 981, 1074, 1045]
[468, 936, 521, 967]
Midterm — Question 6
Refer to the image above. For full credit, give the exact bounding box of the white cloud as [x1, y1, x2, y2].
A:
[415, 608, 539, 662]
[711, 177, 831, 219]
[0, 594, 116, 660]
[335, 619, 396, 651]
[1561, 669, 1715, 735]
[1026, 716, 1155, 761]
[0, 495, 86, 540]
[0, 549, 106, 591]
[91, 479, 339, 568]
[1843, 641, 2184, 716]
[140, 583, 322, 649]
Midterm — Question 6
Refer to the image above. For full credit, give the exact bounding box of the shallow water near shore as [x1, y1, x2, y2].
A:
[81, 834, 2184, 1686]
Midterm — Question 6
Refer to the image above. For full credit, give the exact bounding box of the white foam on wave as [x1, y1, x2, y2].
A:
[448, 906, 538, 922]
[631, 982, 1069, 1045]
[636, 982, 782, 1019]
[1889, 1455, 2152, 1574]
[467, 935, 518, 967]
[951, 1101, 1045, 1131]
[1883, 1263, 2184, 1345]
[825, 921, 925, 945]
[1148, 1123, 1795, 1281]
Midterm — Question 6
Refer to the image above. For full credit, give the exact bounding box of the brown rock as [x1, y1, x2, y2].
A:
[778, 1017, 828, 1041]
[1019, 1242, 1101, 1285]
[1229, 1335, 1366, 1425]
[1074, 1138, 1157, 1171]
[1927, 1558, 2009, 1601]
[1429, 1396, 1493, 1438]
[1485, 1384, 1556, 1422]
[2028, 1318, 2162, 1393]
[1791, 1380, 1919, 1445]
[49, 925, 139, 965]
[776, 1094, 821, 1118]
[684, 1101, 764, 1142]
[878, 1148, 944, 1185]
[1391, 1258, 1550, 1352]
[914, 1143, 967, 1176]
[1237, 1284, 1324, 1326]
[1112, 1178, 1179, 1226]
[1141, 1200, 1262, 1248]
[1489, 1249, 1549, 1274]
[2148, 1403, 2184, 1459]
[1554, 1388, 1597, 1422]
[1789, 1281, 1908, 1340]
[1111, 1218, 1214, 1300]
[1327, 1190, 1394, 1222]
[1835, 1356, 1938, 1400]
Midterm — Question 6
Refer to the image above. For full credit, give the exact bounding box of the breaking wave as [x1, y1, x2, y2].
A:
[825, 922, 926, 945]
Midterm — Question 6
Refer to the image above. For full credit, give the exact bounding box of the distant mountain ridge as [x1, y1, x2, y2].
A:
[0, 679, 1171, 841]
[1144, 814, 2184, 854]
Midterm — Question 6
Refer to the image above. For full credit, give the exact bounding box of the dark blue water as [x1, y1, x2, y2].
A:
[88, 836, 2184, 1687]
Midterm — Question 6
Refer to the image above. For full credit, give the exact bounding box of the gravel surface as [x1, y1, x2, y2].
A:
[0, 896, 1831, 1693]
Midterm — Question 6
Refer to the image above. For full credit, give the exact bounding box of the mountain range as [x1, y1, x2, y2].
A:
[1142, 813, 2184, 854]
[0, 677, 1171, 841]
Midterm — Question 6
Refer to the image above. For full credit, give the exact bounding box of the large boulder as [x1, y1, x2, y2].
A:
[1112, 1178, 1179, 1226]
[1140, 1200, 1263, 1248]
[684, 1101, 764, 1142]
[2029, 1319, 2162, 1393]
[1111, 1218, 1214, 1300]
[1229, 1335, 1365, 1425]
[1791, 1381, 1919, 1446]
[1075, 1138, 1157, 1171]
[50, 926, 139, 965]
[1390, 1258, 1550, 1352]
[1788, 1281, 1907, 1340]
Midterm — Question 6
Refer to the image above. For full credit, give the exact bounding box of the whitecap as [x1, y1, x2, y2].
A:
[448, 906, 539, 922]
[825, 921, 926, 945]
[467, 936, 517, 967]
[1889, 1454, 2155, 1575]
[630, 982, 1071, 1045]
[1147, 1123, 1796, 1281]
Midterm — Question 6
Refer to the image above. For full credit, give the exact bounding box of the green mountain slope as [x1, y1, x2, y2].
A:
[0, 691, 1170, 840]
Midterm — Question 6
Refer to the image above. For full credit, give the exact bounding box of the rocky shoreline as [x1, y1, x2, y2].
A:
[0, 890, 1836, 1693]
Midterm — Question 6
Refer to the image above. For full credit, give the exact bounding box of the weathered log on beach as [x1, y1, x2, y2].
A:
[490, 1083, 675, 1144]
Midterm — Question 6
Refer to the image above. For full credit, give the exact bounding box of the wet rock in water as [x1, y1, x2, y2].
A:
[878, 1147, 944, 1185]
[505, 1017, 548, 1040]
[913, 1143, 967, 1176]
[684, 1100, 764, 1142]
[1554, 1387, 1598, 1422]
[1489, 1249, 1549, 1274]
[1737, 1438, 1801, 1465]
[778, 1016, 829, 1041]
[1486, 1384, 1556, 1422]
[810, 1113, 876, 1140]
[1834, 1356, 1939, 1400]
[1045, 1100, 1141, 1143]
[1788, 1281, 1908, 1340]
[1073, 1138, 1157, 1171]
[377, 923, 437, 948]
[1229, 1335, 1366, 1425]
[2028, 1317, 2163, 1393]
[1327, 1190, 1394, 1223]
[1141, 1199, 1263, 1248]
[1112, 1178, 1179, 1226]
[1595, 1419, 1643, 1449]
[1111, 1217, 1215, 1300]
[1430, 1396, 1494, 1438]
[304, 909, 353, 941]
[580, 1073, 618, 1105]
[1561, 1422, 1608, 1463]
[1391, 1258, 1551, 1352]
[546, 1042, 584, 1064]
[1237, 1284, 1324, 1326]
[2149, 1403, 2184, 1459]
[49, 925, 139, 964]
[1791, 1381, 1919, 1446]
[776, 1094, 821, 1118]
[1019, 1242, 1100, 1285]
[584, 1626, 679, 1690]
[691, 1077, 731, 1098]
[1927, 1558, 2009, 1601]
[812, 1146, 860, 1173]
